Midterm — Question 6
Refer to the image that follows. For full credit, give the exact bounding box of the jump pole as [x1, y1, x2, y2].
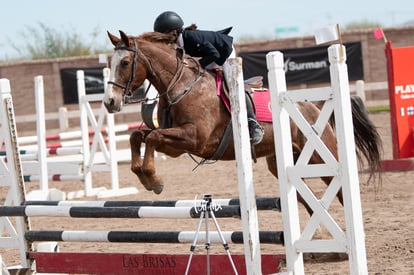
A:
[0, 205, 244, 219]
[225, 57, 262, 274]
[23, 196, 281, 211]
[16, 121, 142, 145]
[24, 230, 283, 244]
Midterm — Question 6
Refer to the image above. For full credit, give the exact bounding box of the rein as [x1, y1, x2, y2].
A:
[164, 48, 204, 106]
[124, 83, 154, 104]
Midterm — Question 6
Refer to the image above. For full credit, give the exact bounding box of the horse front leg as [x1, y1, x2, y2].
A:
[138, 125, 198, 194]
[129, 130, 159, 192]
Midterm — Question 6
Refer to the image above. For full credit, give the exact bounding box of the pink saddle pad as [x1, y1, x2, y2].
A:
[253, 89, 272, 122]
[216, 72, 272, 122]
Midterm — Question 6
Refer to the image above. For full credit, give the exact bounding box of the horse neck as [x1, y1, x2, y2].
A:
[140, 43, 200, 101]
[140, 44, 175, 88]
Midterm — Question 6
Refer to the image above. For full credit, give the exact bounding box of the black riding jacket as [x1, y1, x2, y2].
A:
[181, 27, 233, 68]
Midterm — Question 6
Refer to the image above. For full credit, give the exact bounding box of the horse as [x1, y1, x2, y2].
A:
[103, 30, 382, 215]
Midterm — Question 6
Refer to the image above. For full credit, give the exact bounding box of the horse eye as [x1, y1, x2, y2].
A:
[121, 60, 130, 67]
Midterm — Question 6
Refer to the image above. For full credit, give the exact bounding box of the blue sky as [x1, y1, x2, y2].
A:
[1, 0, 413, 59]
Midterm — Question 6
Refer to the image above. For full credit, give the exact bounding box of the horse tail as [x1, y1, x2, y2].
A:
[349, 96, 383, 186]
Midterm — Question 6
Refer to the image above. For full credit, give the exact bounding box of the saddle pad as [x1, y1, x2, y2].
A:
[215, 70, 231, 112]
[253, 89, 272, 122]
[215, 72, 272, 122]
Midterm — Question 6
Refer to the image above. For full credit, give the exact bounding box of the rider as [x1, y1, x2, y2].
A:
[153, 11, 264, 145]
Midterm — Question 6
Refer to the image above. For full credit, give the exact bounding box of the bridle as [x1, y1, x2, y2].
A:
[107, 37, 204, 107]
[107, 39, 140, 99]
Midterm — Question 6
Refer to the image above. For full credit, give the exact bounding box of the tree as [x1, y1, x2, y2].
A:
[10, 22, 109, 60]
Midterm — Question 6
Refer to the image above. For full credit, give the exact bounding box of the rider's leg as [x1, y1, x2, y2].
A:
[245, 93, 264, 145]
[222, 52, 264, 145]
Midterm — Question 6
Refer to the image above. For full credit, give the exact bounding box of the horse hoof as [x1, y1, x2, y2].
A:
[152, 183, 164, 194]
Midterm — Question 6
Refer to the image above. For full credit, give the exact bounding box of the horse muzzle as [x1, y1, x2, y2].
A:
[103, 96, 123, 113]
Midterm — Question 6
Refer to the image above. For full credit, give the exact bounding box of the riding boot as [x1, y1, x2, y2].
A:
[222, 61, 263, 144]
[245, 93, 264, 145]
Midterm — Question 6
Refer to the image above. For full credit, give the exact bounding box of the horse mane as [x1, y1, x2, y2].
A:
[137, 32, 176, 45]
[136, 31, 204, 75]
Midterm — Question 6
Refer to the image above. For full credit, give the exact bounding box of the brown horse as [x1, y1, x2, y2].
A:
[104, 30, 382, 215]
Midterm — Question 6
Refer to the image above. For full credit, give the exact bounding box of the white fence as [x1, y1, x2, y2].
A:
[3, 70, 144, 200]
[14, 81, 388, 132]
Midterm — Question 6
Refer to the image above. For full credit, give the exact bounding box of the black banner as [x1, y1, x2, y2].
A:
[239, 42, 363, 87]
[60, 67, 105, 104]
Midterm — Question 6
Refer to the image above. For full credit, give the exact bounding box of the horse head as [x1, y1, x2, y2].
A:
[104, 30, 148, 113]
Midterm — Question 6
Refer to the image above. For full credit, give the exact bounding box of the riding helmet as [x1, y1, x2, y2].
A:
[154, 11, 184, 33]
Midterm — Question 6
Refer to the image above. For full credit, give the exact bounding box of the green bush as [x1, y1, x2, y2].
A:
[9, 22, 109, 60]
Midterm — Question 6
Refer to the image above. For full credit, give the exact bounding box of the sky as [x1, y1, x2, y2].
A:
[1, 0, 413, 60]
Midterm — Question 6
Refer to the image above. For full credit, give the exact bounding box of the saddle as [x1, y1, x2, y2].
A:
[216, 70, 262, 114]
[141, 72, 265, 130]
[244, 76, 264, 90]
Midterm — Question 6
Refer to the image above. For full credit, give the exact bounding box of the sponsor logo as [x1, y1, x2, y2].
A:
[284, 58, 328, 72]
[395, 84, 414, 99]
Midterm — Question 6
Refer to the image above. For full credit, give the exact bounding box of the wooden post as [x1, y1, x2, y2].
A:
[225, 57, 262, 274]
[77, 70, 94, 197]
[34, 76, 49, 195]
[266, 51, 305, 274]
[329, 44, 368, 274]
[58, 107, 68, 131]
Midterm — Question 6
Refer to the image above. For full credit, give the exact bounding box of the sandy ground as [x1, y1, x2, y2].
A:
[1, 111, 413, 274]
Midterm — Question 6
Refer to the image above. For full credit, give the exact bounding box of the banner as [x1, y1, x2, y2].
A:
[385, 42, 414, 159]
[238, 42, 363, 86]
[60, 67, 105, 104]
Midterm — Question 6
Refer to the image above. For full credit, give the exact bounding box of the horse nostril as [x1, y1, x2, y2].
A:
[104, 98, 115, 113]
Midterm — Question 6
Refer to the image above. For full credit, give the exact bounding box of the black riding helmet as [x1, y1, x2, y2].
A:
[154, 11, 184, 33]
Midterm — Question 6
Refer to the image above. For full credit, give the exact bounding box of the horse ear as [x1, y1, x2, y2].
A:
[119, 30, 131, 48]
[107, 31, 121, 46]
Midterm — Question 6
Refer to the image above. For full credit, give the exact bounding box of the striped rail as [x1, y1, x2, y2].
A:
[23, 197, 281, 211]
[25, 230, 284, 245]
